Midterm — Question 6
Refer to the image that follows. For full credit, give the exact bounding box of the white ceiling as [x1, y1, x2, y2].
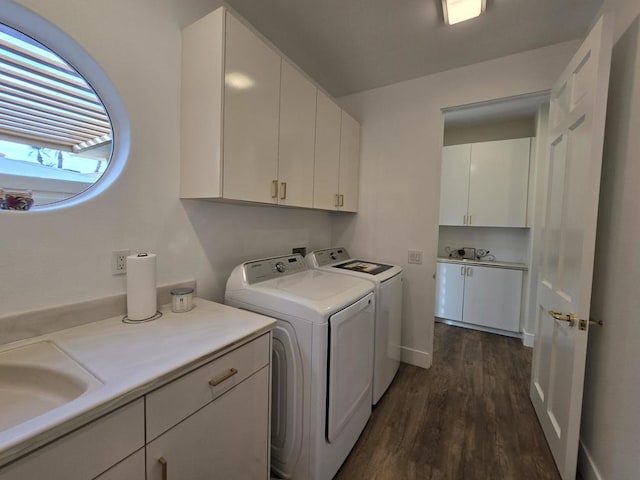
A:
[224, 0, 603, 97]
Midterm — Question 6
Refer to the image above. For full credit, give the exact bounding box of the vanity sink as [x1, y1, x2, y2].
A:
[0, 341, 103, 432]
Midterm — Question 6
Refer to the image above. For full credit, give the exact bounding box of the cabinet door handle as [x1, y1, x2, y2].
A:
[339, 194, 344, 207]
[460, 266, 465, 276]
[158, 457, 168, 480]
[466, 267, 472, 276]
[271, 180, 278, 199]
[463, 215, 467, 225]
[280, 182, 287, 200]
[209, 367, 238, 387]
[335, 194, 340, 207]
[468, 214, 473, 225]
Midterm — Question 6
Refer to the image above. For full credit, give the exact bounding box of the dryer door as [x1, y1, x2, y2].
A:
[327, 292, 375, 443]
[271, 322, 304, 477]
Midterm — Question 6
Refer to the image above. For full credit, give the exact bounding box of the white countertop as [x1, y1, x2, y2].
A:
[0, 298, 275, 466]
[437, 257, 528, 271]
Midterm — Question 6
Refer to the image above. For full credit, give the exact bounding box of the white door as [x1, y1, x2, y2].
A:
[439, 144, 471, 225]
[530, 14, 613, 480]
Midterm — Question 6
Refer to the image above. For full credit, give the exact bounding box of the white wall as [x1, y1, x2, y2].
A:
[437, 226, 529, 264]
[443, 117, 536, 146]
[579, 1, 640, 478]
[0, 0, 332, 317]
[333, 40, 580, 367]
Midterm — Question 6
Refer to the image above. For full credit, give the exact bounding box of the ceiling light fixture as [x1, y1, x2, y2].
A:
[442, 0, 486, 25]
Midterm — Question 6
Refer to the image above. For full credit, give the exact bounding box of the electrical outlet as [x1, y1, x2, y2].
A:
[112, 249, 130, 275]
[408, 250, 423, 264]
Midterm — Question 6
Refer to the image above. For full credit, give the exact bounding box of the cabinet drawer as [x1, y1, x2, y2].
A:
[93, 449, 145, 480]
[0, 399, 144, 480]
[145, 333, 270, 440]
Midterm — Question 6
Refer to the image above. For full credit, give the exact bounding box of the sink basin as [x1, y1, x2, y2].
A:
[0, 341, 103, 432]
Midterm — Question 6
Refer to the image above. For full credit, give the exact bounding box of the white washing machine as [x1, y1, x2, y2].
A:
[306, 248, 403, 405]
[225, 254, 375, 480]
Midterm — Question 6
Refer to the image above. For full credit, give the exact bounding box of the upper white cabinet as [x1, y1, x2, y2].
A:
[339, 111, 361, 212]
[439, 144, 472, 226]
[223, 14, 281, 204]
[313, 90, 342, 210]
[278, 61, 317, 208]
[181, 9, 280, 203]
[439, 138, 531, 227]
[181, 7, 360, 212]
[313, 97, 361, 212]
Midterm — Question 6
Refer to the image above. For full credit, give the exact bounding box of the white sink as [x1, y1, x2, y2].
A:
[0, 341, 103, 432]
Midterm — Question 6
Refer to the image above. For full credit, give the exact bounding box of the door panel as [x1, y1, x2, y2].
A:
[338, 111, 361, 212]
[439, 144, 471, 225]
[223, 13, 280, 203]
[313, 91, 341, 210]
[434, 262, 465, 321]
[327, 293, 374, 443]
[530, 14, 613, 480]
[278, 61, 316, 208]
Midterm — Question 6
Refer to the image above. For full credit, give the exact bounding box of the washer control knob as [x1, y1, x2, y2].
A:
[275, 262, 286, 273]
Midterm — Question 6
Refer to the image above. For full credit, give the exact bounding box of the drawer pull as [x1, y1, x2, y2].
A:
[158, 457, 168, 480]
[209, 368, 238, 387]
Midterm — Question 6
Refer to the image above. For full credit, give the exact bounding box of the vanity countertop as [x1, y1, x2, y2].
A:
[0, 298, 275, 466]
[437, 257, 528, 271]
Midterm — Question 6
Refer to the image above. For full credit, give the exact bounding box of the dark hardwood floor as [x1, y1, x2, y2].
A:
[334, 323, 562, 480]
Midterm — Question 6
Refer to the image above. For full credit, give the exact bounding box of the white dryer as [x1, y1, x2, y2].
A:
[306, 248, 403, 405]
[225, 254, 375, 480]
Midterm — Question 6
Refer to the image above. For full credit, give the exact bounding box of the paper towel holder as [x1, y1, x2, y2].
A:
[122, 310, 162, 324]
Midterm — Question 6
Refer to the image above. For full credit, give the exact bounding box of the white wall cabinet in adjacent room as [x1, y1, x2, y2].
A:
[278, 60, 317, 208]
[439, 138, 531, 227]
[435, 262, 523, 332]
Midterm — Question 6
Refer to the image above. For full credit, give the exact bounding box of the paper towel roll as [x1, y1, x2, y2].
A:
[126, 253, 157, 320]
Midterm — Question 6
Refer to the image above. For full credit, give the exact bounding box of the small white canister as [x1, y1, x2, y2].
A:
[170, 287, 194, 313]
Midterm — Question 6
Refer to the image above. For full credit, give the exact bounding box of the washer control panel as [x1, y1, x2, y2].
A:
[244, 254, 307, 284]
[311, 247, 351, 266]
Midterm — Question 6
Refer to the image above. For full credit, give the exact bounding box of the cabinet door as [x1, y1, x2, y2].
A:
[462, 266, 522, 331]
[434, 262, 465, 321]
[223, 13, 281, 203]
[313, 90, 341, 210]
[94, 450, 145, 480]
[439, 144, 471, 226]
[338, 110, 360, 212]
[278, 61, 316, 208]
[467, 138, 530, 227]
[0, 400, 144, 480]
[146, 366, 270, 480]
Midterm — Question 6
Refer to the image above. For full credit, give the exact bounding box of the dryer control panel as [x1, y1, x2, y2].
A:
[244, 254, 308, 284]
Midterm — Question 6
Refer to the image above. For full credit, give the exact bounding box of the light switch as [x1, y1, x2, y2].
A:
[408, 250, 423, 264]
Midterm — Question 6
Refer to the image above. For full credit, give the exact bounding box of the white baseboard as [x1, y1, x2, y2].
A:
[400, 346, 431, 368]
[578, 438, 604, 480]
[522, 328, 535, 347]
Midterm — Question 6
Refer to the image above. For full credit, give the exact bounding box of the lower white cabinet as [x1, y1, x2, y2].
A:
[435, 262, 523, 332]
[146, 366, 270, 479]
[0, 333, 271, 480]
[0, 400, 145, 480]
